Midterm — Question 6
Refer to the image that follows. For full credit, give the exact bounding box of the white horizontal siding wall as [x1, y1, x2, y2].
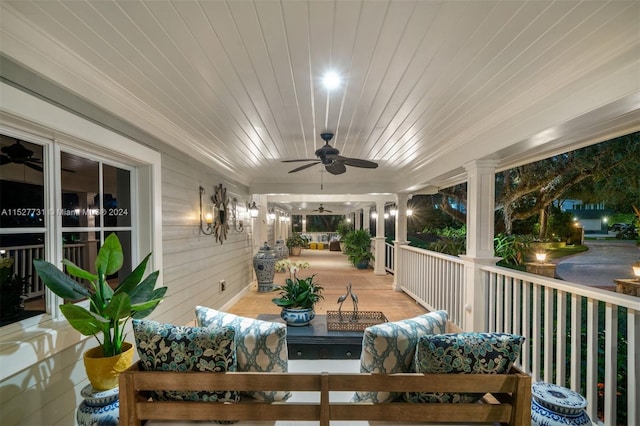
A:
[157, 147, 253, 326]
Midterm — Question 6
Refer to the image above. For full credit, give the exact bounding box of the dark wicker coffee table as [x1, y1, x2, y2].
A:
[257, 314, 365, 360]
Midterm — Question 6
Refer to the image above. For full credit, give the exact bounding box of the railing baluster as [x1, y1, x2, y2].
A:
[570, 293, 582, 393]
[604, 303, 618, 424]
[504, 276, 513, 334]
[628, 309, 639, 426]
[555, 290, 567, 386]
[513, 279, 522, 338]
[586, 298, 598, 423]
[543, 286, 554, 383]
[522, 280, 531, 373]
[532, 284, 542, 381]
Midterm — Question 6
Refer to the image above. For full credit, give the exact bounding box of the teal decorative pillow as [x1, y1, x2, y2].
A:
[195, 306, 290, 401]
[132, 319, 239, 403]
[352, 310, 449, 403]
[404, 332, 525, 403]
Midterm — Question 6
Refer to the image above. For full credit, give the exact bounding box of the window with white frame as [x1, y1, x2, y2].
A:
[0, 133, 135, 327]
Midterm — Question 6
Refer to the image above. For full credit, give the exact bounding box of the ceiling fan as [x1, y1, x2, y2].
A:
[311, 204, 332, 213]
[0, 140, 44, 172]
[1, 139, 76, 173]
[282, 132, 378, 175]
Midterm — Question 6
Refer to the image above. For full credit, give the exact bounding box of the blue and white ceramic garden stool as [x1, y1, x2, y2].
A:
[77, 385, 119, 426]
[531, 382, 591, 426]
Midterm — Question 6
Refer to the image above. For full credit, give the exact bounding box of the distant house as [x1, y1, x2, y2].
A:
[560, 200, 614, 233]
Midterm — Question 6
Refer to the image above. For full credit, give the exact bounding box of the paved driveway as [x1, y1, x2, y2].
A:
[555, 240, 640, 289]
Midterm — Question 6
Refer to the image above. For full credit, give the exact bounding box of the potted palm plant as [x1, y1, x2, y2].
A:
[33, 233, 167, 390]
[272, 264, 323, 326]
[343, 229, 374, 269]
[335, 220, 353, 252]
[286, 232, 308, 256]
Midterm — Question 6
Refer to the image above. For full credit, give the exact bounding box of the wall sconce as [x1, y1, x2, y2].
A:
[371, 212, 378, 219]
[535, 252, 547, 263]
[390, 208, 397, 216]
[199, 186, 214, 235]
[268, 209, 276, 221]
[248, 201, 259, 218]
[231, 197, 245, 233]
[633, 260, 640, 281]
[384, 212, 389, 219]
[407, 209, 413, 216]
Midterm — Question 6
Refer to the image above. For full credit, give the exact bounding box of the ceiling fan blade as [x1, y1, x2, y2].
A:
[338, 156, 378, 169]
[282, 158, 318, 163]
[325, 161, 346, 175]
[24, 162, 44, 172]
[288, 162, 320, 173]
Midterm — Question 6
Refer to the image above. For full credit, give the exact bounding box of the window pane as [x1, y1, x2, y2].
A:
[0, 136, 45, 228]
[0, 233, 46, 326]
[103, 164, 131, 227]
[61, 151, 100, 227]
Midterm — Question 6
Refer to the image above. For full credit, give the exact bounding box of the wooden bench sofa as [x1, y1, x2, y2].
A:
[119, 362, 531, 425]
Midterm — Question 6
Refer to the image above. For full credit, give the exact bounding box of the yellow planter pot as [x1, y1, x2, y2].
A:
[83, 342, 134, 390]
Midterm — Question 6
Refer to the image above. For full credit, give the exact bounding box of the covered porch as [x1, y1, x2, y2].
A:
[233, 246, 638, 425]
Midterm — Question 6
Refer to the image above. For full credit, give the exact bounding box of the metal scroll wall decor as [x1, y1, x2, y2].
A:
[211, 183, 229, 244]
[199, 184, 229, 244]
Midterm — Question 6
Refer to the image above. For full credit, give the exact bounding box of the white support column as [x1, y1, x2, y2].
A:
[355, 209, 362, 230]
[373, 200, 386, 275]
[460, 160, 500, 332]
[362, 207, 371, 231]
[393, 193, 409, 291]
[302, 215, 307, 233]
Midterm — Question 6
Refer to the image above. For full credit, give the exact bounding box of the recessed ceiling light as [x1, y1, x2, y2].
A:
[322, 71, 340, 90]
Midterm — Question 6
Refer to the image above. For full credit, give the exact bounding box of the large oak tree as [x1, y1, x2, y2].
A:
[438, 132, 640, 237]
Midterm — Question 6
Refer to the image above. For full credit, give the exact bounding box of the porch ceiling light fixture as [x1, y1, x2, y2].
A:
[268, 209, 276, 221]
[231, 197, 245, 233]
[248, 201, 259, 218]
[407, 209, 413, 216]
[199, 186, 214, 235]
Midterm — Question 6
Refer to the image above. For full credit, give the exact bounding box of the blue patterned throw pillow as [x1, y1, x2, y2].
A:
[404, 332, 525, 403]
[352, 310, 449, 403]
[195, 306, 290, 401]
[132, 319, 239, 403]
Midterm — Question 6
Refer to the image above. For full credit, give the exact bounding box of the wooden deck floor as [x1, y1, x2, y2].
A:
[227, 249, 428, 322]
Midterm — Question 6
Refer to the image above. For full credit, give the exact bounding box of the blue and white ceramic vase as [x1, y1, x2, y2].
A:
[273, 240, 287, 259]
[77, 384, 119, 426]
[531, 382, 591, 426]
[253, 242, 277, 292]
[281, 307, 315, 326]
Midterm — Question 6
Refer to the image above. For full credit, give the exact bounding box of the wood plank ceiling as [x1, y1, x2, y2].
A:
[1, 0, 639, 211]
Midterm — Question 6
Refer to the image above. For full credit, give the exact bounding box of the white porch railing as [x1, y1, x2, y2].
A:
[396, 244, 638, 426]
[483, 265, 638, 426]
[0, 243, 88, 298]
[384, 241, 394, 274]
[396, 245, 465, 326]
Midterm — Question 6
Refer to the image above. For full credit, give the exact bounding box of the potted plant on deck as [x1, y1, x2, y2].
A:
[272, 263, 323, 326]
[286, 232, 308, 256]
[33, 233, 167, 390]
[335, 220, 353, 252]
[343, 229, 374, 269]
